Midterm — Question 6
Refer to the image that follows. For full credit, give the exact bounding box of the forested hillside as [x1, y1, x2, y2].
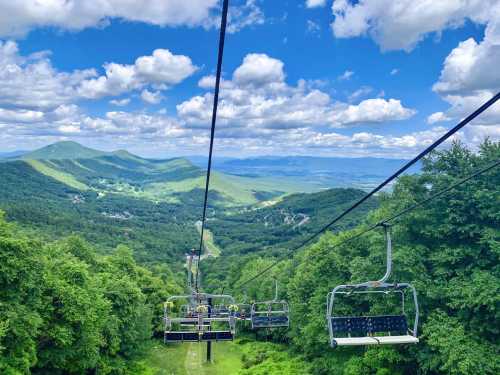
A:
[220, 141, 499, 374]
[0, 143, 375, 265]
[0, 160, 200, 265]
[0, 215, 182, 374]
[0, 140, 498, 374]
[207, 188, 378, 256]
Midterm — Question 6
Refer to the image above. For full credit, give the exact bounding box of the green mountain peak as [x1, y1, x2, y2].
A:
[22, 141, 107, 160]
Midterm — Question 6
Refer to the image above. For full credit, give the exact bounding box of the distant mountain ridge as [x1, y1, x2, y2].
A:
[0, 141, 309, 207]
[3, 141, 421, 196]
[0, 150, 27, 159]
[19, 141, 121, 160]
[189, 155, 421, 189]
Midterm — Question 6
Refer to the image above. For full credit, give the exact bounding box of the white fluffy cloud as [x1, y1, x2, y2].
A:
[78, 49, 197, 99]
[233, 53, 285, 87]
[4, 103, 187, 141]
[331, 0, 496, 51]
[429, 6, 500, 134]
[0, 107, 44, 123]
[331, 98, 416, 126]
[201, 0, 265, 34]
[177, 53, 415, 131]
[0, 0, 266, 38]
[306, 0, 327, 9]
[110, 98, 131, 107]
[141, 89, 163, 104]
[335, 0, 500, 139]
[0, 0, 219, 38]
[433, 19, 500, 95]
[427, 111, 452, 124]
[0, 40, 196, 118]
[227, 0, 265, 33]
[0, 40, 95, 110]
[0, 40, 196, 147]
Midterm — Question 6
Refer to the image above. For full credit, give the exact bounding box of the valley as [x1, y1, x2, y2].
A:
[0, 141, 381, 266]
[1, 140, 497, 375]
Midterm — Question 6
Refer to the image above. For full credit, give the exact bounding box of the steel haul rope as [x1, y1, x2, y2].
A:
[195, 0, 230, 292]
[235, 91, 500, 289]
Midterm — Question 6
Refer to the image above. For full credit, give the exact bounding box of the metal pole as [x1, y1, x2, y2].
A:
[207, 297, 213, 362]
[378, 224, 392, 284]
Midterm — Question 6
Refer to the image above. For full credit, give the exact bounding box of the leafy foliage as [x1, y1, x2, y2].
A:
[0, 214, 180, 374]
[225, 141, 499, 374]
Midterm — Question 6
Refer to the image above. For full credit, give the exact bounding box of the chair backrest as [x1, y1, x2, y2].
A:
[330, 315, 408, 336]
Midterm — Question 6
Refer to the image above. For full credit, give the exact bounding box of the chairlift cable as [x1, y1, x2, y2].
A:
[195, 0, 230, 293]
[236, 156, 500, 289]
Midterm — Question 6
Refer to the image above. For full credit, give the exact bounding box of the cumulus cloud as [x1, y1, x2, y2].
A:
[177, 53, 415, 131]
[233, 53, 285, 87]
[141, 89, 162, 104]
[306, 0, 327, 8]
[427, 111, 452, 124]
[0, 0, 220, 38]
[429, 6, 500, 133]
[331, 0, 496, 51]
[0, 107, 44, 123]
[227, 0, 265, 33]
[331, 0, 500, 139]
[0, 40, 195, 113]
[433, 20, 500, 95]
[191, 0, 265, 34]
[5, 104, 187, 141]
[110, 98, 131, 107]
[0, 40, 95, 110]
[177, 124, 493, 159]
[78, 49, 197, 99]
[0, 0, 266, 39]
[331, 98, 416, 126]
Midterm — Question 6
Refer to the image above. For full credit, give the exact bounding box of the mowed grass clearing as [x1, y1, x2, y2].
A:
[138, 341, 243, 375]
[26, 159, 89, 191]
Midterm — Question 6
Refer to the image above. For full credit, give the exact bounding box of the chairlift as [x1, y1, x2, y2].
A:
[326, 224, 419, 347]
[234, 291, 252, 320]
[164, 292, 237, 343]
[250, 280, 290, 329]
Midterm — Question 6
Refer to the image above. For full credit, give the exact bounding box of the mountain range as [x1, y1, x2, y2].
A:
[0, 141, 382, 264]
[0, 141, 310, 206]
[2, 141, 419, 193]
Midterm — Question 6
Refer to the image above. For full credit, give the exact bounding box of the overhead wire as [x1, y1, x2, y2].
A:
[195, 0, 230, 292]
[320, 158, 500, 258]
[235, 91, 500, 289]
[237, 158, 499, 289]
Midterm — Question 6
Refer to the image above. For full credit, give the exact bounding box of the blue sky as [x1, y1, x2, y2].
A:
[0, 0, 498, 158]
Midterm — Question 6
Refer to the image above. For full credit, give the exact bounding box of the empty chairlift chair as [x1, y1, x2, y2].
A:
[250, 280, 290, 329]
[326, 224, 419, 347]
[164, 293, 237, 343]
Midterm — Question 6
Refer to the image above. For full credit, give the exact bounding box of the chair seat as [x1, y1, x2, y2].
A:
[201, 331, 234, 341]
[333, 337, 379, 346]
[252, 315, 289, 328]
[165, 332, 201, 342]
[333, 335, 418, 346]
[375, 335, 419, 345]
